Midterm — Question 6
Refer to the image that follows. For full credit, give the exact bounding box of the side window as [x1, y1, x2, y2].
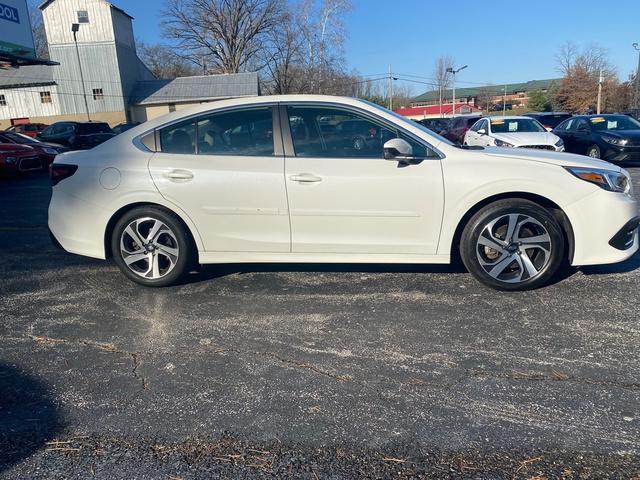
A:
[287, 105, 405, 158]
[159, 119, 196, 154]
[196, 106, 273, 156]
[469, 120, 481, 132]
[562, 118, 576, 131]
[577, 119, 590, 131]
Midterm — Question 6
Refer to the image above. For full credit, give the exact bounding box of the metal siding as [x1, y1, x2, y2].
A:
[49, 44, 125, 115]
[43, 0, 115, 46]
[0, 85, 61, 121]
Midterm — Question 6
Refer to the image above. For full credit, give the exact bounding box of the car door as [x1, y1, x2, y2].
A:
[464, 119, 480, 145]
[281, 103, 444, 255]
[148, 105, 291, 252]
[573, 118, 592, 154]
[553, 118, 575, 152]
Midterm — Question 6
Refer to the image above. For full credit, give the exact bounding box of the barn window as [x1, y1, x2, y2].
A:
[0, 95, 6, 107]
[168, 103, 176, 112]
[40, 91, 52, 104]
[77, 10, 89, 23]
[92, 88, 104, 100]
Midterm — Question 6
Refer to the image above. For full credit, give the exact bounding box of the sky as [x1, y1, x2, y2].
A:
[121, 0, 640, 95]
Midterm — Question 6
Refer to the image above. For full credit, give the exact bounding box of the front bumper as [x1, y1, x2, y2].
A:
[564, 188, 639, 266]
[602, 146, 640, 162]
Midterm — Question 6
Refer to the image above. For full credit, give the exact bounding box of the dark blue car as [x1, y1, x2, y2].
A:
[552, 114, 640, 162]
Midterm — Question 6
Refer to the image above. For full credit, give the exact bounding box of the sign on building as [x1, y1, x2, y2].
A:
[0, 0, 35, 58]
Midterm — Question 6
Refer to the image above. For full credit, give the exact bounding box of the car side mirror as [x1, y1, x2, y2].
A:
[383, 138, 424, 166]
[477, 128, 486, 135]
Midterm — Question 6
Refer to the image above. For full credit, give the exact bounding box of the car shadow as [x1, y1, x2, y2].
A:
[0, 363, 63, 473]
[579, 249, 640, 275]
[179, 262, 468, 285]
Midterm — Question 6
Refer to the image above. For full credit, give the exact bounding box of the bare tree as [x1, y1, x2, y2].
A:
[138, 41, 200, 78]
[554, 43, 620, 113]
[162, 0, 284, 74]
[432, 55, 454, 107]
[29, 2, 48, 59]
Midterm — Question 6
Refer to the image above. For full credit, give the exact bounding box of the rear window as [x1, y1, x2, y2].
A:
[76, 123, 112, 134]
[538, 114, 571, 129]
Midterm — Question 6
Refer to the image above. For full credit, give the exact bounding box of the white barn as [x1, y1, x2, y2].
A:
[0, 0, 259, 129]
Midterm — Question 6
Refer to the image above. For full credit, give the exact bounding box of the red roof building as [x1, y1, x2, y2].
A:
[395, 103, 482, 119]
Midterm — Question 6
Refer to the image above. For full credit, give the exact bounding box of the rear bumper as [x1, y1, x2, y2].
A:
[48, 188, 107, 259]
[565, 189, 639, 266]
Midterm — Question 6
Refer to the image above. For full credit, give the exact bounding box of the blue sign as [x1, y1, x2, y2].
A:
[0, 2, 20, 24]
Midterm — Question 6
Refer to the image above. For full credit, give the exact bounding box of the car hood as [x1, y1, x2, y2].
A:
[481, 146, 623, 171]
[492, 131, 559, 146]
[0, 144, 35, 154]
[598, 129, 640, 141]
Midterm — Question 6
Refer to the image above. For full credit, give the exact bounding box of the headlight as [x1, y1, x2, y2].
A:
[601, 136, 628, 146]
[43, 148, 58, 155]
[555, 138, 564, 147]
[565, 167, 631, 194]
[494, 139, 514, 147]
[4, 157, 17, 164]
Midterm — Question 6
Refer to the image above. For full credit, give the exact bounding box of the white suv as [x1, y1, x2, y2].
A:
[464, 116, 565, 151]
[48, 96, 638, 290]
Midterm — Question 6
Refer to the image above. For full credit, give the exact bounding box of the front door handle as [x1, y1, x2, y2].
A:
[290, 173, 323, 183]
[164, 169, 194, 181]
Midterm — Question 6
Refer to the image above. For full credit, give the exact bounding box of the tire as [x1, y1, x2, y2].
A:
[587, 145, 601, 158]
[459, 199, 565, 291]
[111, 206, 193, 287]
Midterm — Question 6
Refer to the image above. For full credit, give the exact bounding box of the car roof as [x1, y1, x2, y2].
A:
[483, 116, 534, 120]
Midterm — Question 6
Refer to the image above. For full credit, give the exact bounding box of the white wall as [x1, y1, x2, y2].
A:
[42, 0, 115, 46]
[0, 85, 61, 122]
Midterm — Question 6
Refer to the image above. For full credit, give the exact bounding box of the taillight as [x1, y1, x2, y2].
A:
[50, 163, 78, 186]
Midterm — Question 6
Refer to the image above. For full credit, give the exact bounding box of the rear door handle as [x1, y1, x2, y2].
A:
[164, 169, 194, 181]
[290, 174, 323, 183]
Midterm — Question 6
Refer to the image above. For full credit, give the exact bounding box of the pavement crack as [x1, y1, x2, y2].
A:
[211, 346, 350, 381]
[131, 353, 150, 390]
[27, 334, 149, 391]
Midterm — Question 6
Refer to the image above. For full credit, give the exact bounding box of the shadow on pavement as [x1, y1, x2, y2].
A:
[0, 363, 63, 473]
[580, 250, 640, 275]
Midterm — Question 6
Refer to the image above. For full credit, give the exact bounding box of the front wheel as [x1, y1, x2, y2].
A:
[460, 199, 565, 291]
[587, 145, 601, 158]
[111, 206, 193, 287]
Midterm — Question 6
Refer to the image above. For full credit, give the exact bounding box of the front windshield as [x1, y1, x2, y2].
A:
[590, 115, 640, 131]
[490, 118, 546, 133]
[360, 99, 456, 146]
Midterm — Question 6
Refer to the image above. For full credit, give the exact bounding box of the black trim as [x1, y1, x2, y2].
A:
[48, 227, 63, 250]
[608, 216, 640, 250]
[277, 101, 443, 160]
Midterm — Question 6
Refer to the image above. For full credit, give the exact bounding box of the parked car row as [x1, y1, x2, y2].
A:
[1, 121, 139, 175]
[418, 112, 640, 163]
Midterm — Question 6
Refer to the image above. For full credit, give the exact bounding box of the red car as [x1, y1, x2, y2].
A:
[0, 144, 42, 174]
[6, 123, 49, 138]
[0, 131, 67, 168]
[442, 115, 482, 144]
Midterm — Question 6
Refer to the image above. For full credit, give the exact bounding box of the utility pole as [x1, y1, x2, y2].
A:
[633, 43, 640, 110]
[502, 85, 506, 115]
[597, 68, 603, 114]
[71, 23, 90, 121]
[388, 64, 394, 110]
[446, 64, 467, 116]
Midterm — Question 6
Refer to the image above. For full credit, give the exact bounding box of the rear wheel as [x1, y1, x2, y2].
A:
[111, 206, 192, 287]
[460, 199, 565, 290]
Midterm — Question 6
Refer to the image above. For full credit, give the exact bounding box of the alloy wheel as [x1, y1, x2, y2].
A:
[119, 217, 180, 279]
[476, 213, 552, 284]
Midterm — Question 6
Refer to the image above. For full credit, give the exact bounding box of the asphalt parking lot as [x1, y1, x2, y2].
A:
[1, 169, 640, 479]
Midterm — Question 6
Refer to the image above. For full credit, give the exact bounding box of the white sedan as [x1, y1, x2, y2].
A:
[48, 96, 639, 290]
[464, 116, 565, 151]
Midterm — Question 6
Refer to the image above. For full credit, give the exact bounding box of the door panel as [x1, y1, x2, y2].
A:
[148, 106, 290, 252]
[283, 104, 444, 254]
